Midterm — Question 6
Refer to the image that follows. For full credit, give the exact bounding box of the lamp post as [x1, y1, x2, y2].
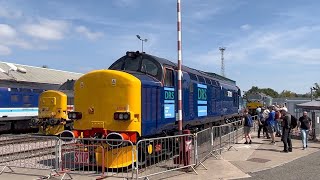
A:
[136, 35, 147, 52]
[311, 87, 316, 101]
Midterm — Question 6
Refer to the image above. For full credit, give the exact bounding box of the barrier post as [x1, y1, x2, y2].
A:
[182, 130, 191, 166]
[219, 126, 222, 154]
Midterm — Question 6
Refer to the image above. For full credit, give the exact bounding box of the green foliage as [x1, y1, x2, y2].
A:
[244, 86, 279, 98]
[260, 88, 279, 98]
[244, 83, 320, 99]
[313, 83, 320, 98]
[279, 90, 298, 98]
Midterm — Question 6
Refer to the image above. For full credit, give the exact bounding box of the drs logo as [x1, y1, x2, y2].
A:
[197, 84, 207, 117]
[165, 91, 175, 100]
[198, 88, 207, 100]
[164, 87, 175, 119]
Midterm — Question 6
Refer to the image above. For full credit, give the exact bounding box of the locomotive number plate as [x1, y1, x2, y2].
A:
[74, 152, 89, 164]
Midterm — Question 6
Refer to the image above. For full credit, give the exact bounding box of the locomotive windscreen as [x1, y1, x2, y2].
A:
[109, 53, 163, 81]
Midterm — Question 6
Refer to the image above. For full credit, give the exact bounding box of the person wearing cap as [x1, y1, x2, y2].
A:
[298, 111, 312, 150]
[281, 107, 292, 153]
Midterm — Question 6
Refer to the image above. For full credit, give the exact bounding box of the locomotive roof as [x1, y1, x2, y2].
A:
[145, 53, 236, 85]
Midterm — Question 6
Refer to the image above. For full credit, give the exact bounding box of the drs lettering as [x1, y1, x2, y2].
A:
[198, 88, 207, 100]
[165, 91, 175, 100]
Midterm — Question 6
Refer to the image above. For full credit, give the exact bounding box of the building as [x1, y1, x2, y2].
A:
[0, 61, 83, 89]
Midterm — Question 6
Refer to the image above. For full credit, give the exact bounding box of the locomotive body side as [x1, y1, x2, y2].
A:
[68, 51, 241, 168]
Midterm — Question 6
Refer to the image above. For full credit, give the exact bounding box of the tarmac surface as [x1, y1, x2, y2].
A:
[0, 134, 319, 180]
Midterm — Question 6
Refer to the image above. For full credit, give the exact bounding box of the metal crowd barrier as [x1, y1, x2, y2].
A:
[58, 137, 135, 180]
[195, 119, 244, 169]
[135, 133, 197, 179]
[0, 134, 59, 177]
[0, 121, 245, 179]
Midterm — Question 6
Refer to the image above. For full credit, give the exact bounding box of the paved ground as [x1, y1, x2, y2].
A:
[163, 135, 320, 180]
[1, 134, 320, 180]
[242, 149, 320, 180]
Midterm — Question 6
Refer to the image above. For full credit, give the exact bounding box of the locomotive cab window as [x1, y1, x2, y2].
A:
[109, 54, 163, 81]
[164, 68, 174, 87]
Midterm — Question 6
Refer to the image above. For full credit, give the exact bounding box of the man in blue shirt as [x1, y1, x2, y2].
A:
[266, 106, 276, 144]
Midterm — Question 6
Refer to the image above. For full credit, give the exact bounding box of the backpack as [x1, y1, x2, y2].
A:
[246, 114, 253, 127]
[290, 114, 298, 128]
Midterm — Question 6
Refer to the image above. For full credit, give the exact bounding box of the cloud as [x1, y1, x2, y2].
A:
[216, 25, 320, 65]
[0, 24, 17, 38]
[75, 26, 104, 40]
[0, 23, 32, 51]
[240, 24, 251, 31]
[0, 6, 22, 19]
[21, 19, 69, 40]
[0, 44, 11, 55]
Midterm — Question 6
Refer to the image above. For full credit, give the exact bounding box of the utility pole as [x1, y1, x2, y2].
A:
[219, 47, 226, 77]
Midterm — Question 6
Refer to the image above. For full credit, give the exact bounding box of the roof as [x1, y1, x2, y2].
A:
[0, 61, 83, 85]
[148, 53, 237, 85]
[296, 101, 320, 110]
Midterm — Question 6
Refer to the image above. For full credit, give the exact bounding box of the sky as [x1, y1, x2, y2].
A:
[0, 0, 319, 94]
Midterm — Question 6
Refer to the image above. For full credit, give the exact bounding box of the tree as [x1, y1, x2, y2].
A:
[313, 83, 320, 98]
[244, 86, 279, 98]
[279, 90, 297, 98]
[260, 88, 279, 98]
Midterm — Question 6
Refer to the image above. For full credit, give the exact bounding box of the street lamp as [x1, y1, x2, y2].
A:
[136, 35, 147, 52]
[311, 87, 317, 101]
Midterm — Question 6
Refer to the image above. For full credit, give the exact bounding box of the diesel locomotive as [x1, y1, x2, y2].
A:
[31, 90, 74, 135]
[31, 80, 75, 135]
[63, 51, 241, 168]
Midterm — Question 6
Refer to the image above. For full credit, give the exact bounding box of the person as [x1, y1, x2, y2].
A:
[257, 107, 267, 138]
[262, 108, 270, 138]
[266, 106, 276, 144]
[275, 107, 282, 137]
[281, 107, 292, 153]
[298, 111, 312, 150]
[243, 109, 253, 144]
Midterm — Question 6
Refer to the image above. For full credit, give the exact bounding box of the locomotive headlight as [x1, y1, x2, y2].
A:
[123, 113, 129, 120]
[114, 112, 131, 120]
[68, 112, 82, 120]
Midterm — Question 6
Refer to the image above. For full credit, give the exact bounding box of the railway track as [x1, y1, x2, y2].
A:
[0, 137, 47, 147]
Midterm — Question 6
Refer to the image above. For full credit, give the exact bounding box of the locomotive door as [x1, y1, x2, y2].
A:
[163, 67, 177, 124]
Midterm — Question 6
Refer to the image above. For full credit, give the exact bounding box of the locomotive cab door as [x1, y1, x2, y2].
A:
[162, 67, 177, 126]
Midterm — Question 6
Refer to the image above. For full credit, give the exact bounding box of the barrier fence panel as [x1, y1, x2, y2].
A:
[0, 134, 59, 176]
[136, 133, 197, 179]
[192, 120, 244, 170]
[58, 137, 135, 180]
